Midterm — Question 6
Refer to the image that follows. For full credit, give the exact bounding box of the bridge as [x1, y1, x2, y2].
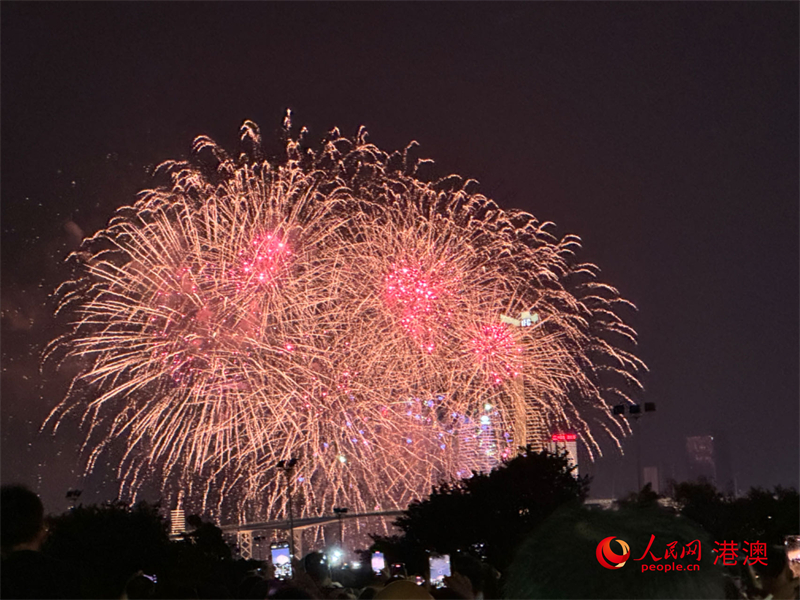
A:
[219, 509, 405, 560]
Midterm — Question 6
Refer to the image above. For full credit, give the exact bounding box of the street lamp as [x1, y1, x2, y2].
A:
[277, 458, 299, 558]
[612, 403, 656, 492]
[333, 507, 348, 552]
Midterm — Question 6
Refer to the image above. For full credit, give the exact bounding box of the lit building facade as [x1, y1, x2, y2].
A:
[685, 433, 734, 494]
[547, 431, 579, 477]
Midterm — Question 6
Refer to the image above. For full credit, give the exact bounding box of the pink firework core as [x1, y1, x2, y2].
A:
[470, 324, 522, 385]
[237, 232, 292, 287]
[384, 263, 452, 352]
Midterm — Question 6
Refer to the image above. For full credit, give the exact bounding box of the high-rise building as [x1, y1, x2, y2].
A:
[507, 376, 551, 452]
[711, 432, 734, 495]
[685, 433, 733, 493]
[453, 311, 553, 477]
[170, 508, 186, 537]
[686, 435, 716, 482]
[454, 402, 503, 476]
[547, 432, 579, 477]
[501, 311, 550, 454]
[686, 433, 733, 493]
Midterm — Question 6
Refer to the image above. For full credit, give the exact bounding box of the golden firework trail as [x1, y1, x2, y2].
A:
[45, 116, 646, 524]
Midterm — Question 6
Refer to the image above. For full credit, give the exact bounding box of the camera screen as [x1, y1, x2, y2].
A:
[271, 544, 292, 580]
[429, 555, 451, 588]
[371, 552, 385, 573]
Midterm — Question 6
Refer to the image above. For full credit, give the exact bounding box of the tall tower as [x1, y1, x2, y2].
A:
[685, 435, 717, 482]
[170, 508, 186, 538]
[170, 490, 187, 539]
[685, 433, 734, 493]
[454, 310, 550, 477]
[454, 402, 503, 476]
[507, 376, 549, 451]
[502, 311, 549, 452]
[547, 432, 579, 477]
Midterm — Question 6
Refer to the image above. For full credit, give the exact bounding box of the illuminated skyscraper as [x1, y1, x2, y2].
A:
[547, 432, 579, 477]
[501, 311, 550, 453]
[170, 508, 186, 537]
[685, 433, 733, 493]
[454, 402, 502, 476]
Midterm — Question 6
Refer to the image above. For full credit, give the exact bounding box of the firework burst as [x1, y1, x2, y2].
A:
[46, 116, 645, 524]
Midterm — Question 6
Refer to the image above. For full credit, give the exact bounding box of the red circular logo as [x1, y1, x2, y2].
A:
[596, 536, 631, 569]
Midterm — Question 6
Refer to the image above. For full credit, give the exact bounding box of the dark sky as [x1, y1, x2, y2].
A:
[2, 3, 798, 515]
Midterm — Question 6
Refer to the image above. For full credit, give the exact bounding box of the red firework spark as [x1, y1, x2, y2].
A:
[237, 232, 292, 288]
[470, 324, 522, 385]
[384, 262, 453, 353]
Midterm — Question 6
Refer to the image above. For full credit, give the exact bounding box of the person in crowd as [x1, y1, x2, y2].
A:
[1, 484, 78, 599]
[123, 572, 157, 599]
[272, 586, 320, 599]
[374, 579, 433, 600]
[433, 572, 476, 599]
[746, 545, 800, 600]
[449, 554, 487, 599]
[357, 586, 378, 600]
[300, 552, 350, 598]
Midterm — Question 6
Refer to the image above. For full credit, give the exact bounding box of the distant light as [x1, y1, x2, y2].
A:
[351, 561, 361, 569]
[484, 403, 492, 411]
[480, 415, 491, 425]
[338, 454, 347, 463]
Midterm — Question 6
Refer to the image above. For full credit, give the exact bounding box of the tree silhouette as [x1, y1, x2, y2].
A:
[373, 447, 589, 571]
[43, 500, 171, 598]
[42, 501, 255, 598]
[673, 481, 799, 547]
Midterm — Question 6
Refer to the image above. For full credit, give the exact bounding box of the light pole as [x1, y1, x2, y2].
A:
[612, 402, 656, 492]
[277, 458, 299, 558]
[333, 507, 348, 552]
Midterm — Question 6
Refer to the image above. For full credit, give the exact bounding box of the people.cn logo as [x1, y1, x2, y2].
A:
[596, 536, 631, 569]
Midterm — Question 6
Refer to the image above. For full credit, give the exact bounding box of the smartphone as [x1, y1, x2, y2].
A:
[389, 562, 406, 577]
[371, 551, 386, 574]
[271, 542, 293, 580]
[429, 554, 451, 589]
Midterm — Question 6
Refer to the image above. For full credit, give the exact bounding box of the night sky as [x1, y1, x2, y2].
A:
[2, 3, 798, 516]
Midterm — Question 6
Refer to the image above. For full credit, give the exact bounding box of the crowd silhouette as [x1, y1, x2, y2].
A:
[2, 464, 798, 599]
